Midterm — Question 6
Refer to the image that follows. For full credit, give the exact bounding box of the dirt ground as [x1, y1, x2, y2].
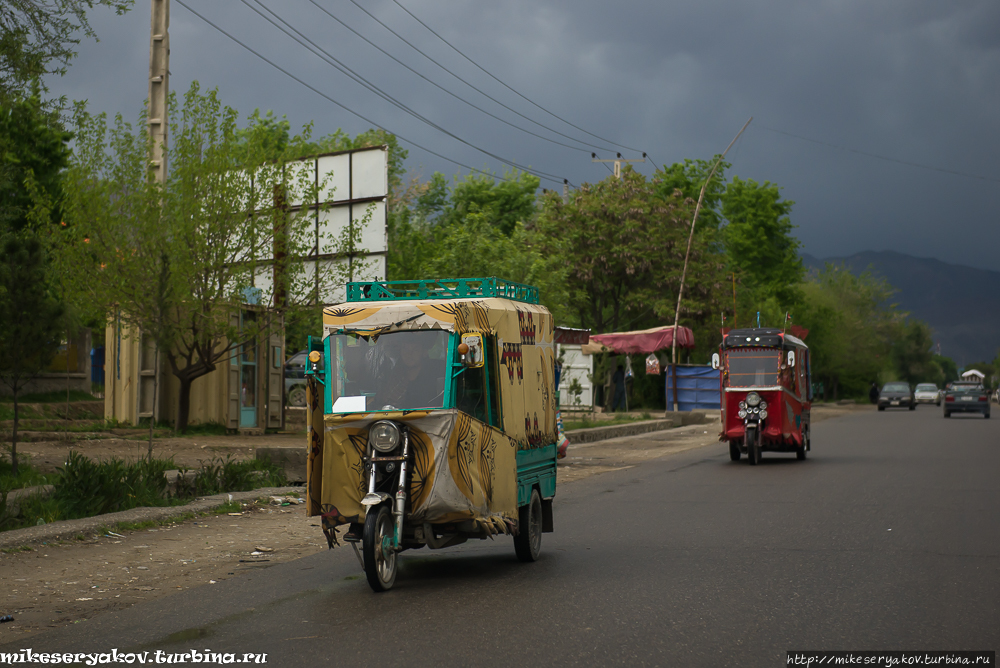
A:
[0, 403, 871, 641]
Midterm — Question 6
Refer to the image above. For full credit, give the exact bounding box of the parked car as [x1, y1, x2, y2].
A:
[914, 383, 941, 406]
[943, 381, 990, 419]
[284, 350, 308, 407]
[878, 382, 915, 411]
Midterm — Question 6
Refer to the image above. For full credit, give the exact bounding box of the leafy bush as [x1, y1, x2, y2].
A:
[175, 455, 285, 497]
[53, 452, 172, 519]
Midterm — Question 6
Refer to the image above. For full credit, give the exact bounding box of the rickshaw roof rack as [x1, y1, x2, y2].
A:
[346, 277, 540, 305]
[723, 328, 807, 350]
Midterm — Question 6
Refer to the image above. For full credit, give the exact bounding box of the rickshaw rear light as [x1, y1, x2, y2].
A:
[739, 401, 747, 410]
[759, 400, 767, 410]
[759, 409, 768, 419]
[738, 409, 747, 419]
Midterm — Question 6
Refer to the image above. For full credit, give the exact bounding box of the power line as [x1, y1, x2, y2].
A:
[173, 0, 560, 186]
[758, 124, 1000, 184]
[316, 0, 615, 155]
[299, 1, 593, 155]
[240, 0, 566, 183]
[388, 0, 644, 155]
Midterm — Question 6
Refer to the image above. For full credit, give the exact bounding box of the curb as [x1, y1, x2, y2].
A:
[566, 419, 679, 444]
[0, 485, 303, 549]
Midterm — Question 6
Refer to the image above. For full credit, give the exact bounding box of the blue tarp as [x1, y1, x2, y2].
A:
[665, 365, 721, 411]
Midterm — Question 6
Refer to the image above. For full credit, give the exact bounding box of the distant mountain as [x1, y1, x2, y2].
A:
[800, 250, 1000, 366]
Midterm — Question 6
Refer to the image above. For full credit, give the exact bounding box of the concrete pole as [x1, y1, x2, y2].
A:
[145, 0, 169, 447]
[147, 0, 169, 182]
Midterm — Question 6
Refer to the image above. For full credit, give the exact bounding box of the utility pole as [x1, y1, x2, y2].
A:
[670, 117, 753, 411]
[141, 0, 169, 450]
[148, 0, 169, 182]
[592, 152, 647, 179]
[562, 178, 569, 203]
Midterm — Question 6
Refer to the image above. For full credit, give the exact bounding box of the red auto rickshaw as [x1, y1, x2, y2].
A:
[712, 327, 811, 465]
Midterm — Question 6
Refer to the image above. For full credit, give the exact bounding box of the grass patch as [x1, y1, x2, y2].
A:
[101, 500, 248, 535]
[563, 412, 654, 432]
[0, 457, 60, 491]
[1, 544, 33, 554]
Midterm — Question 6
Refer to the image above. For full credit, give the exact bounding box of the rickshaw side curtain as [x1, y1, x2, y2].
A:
[583, 325, 695, 355]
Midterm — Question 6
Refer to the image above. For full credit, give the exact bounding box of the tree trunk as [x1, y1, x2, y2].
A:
[11, 390, 19, 477]
[176, 375, 193, 434]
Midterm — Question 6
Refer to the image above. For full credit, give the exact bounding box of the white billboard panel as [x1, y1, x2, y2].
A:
[235, 145, 388, 308]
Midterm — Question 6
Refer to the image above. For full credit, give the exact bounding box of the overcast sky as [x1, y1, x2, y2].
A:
[47, 0, 1000, 271]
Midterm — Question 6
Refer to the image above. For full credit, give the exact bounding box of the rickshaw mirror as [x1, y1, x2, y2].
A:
[459, 333, 485, 368]
[787, 351, 796, 367]
[711, 353, 720, 370]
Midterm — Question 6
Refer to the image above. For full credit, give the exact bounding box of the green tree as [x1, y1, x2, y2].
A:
[1, 0, 132, 105]
[722, 177, 803, 309]
[534, 167, 725, 334]
[0, 232, 65, 476]
[0, 93, 71, 232]
[55, 83, 323, 432]
[439, 170, 540, 236]
[796, 265, 897, 399]
[889, 319, 939, 386]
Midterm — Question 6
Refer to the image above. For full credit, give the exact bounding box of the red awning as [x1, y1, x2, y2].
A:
[582, 325, 695, 355]
[554, 326, 591, 345]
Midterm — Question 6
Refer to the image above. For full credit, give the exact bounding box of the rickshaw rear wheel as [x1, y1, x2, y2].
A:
[514, 489, 542, 562]
[729, 441, 741, 461]
[363, 504, 397, 592]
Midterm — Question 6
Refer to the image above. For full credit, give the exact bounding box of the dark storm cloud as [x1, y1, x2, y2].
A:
[46, 0, 1000, 270]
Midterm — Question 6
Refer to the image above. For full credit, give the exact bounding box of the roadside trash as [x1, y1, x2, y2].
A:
[227, 512, 242, 516]
[228, 494, 233, 503]
[209, 580, 216, 584]
[35, 518, 45, 526]
[137, 566, 149, 570]
[76, 598, 93, 601]
[0, 615, 13, 624]
[250, 551, 263, 556]
[106, 531, 124, 538]
[254, 546, 274, 552]
[238, 559, 269, 563]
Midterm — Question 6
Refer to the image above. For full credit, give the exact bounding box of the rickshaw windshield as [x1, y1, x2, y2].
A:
[726, 349, 780, 388]
[327, 330, 449, 412]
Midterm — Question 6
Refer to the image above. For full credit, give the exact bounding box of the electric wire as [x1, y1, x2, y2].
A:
[388, 0, 644, 155]
[173, 0, 560, 186]
[241, 0, 566, 183]
[759, 125, 1000, 184]
[295, 1, 593, 155]
[317, 0, 615, 155]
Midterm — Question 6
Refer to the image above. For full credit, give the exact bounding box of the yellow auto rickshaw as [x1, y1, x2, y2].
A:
[304, 278, 558, 591]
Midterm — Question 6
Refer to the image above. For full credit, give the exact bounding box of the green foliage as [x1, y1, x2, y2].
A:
[175, 455, 285, 497]
[535, 167, 724, 334]
[0, 0, 133, 106]
[0, 389, 99, 403]
[0, 231, 66, 474]
[890, 320, 940, 386]
[0, 456, 56, 491]
[439, 170, 540, 236]
[55, 82, 324, 431]
[0, 93, 71, 231]
[722, 177, 803, 309]
[796, 265, 897, 399]
[53, 451, 171, 518]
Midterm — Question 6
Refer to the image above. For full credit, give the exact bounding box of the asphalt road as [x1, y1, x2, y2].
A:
[3, 406, 997, 667]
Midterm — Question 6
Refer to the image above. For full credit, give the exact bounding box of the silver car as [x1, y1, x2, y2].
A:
[914, 383, 941, 406]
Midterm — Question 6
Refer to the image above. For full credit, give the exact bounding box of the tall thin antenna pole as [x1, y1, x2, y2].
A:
[670, 117, 753, 410]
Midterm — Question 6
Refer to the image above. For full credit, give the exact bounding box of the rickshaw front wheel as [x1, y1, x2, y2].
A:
[729, 441, 741, 461]
[747, 429, 761, 466]
[514, 489, 542, 562]
[363, 504, 397, 592]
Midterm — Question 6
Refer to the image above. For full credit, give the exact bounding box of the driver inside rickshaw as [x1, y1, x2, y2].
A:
[374, 331, 447, 410]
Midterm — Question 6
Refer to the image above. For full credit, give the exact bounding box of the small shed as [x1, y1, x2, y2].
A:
[961, 369, 985, 381]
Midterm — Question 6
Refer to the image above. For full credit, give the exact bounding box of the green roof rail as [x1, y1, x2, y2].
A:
[346, 277, 539, 304]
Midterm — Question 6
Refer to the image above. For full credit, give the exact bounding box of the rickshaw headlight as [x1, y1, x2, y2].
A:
[738, 409, 747, 419]
[746, 392, 761, 407]
[759, 400, 767, 410]
[759, 409, 768, 419]
[369, 420, 401, 453]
